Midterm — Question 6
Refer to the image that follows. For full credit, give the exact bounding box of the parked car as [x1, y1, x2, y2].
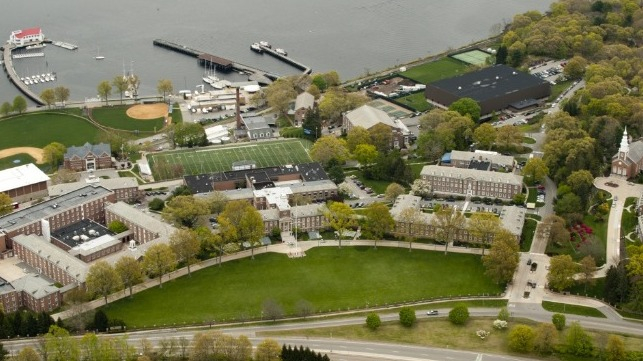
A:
[427, 310, 439, 316]
[527, 258, 532, 265]
[530, 263, 538, 272]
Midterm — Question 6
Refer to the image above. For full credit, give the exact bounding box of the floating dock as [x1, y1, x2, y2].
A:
[12, 52, 44, 59]
[258, 45, 312, 74]
[52, 41, 78, 50]
[1, 44, 45, 105]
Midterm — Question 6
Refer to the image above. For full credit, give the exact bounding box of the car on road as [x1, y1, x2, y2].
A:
[427, 310, 439, 316]
[527, 258, 532, 265]
[530, 262, 538, 272]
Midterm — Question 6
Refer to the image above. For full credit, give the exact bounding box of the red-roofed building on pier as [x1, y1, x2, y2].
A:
[9, 27, 44, 47]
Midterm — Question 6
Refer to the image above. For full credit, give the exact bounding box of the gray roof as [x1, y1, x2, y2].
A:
[242, 115, 271, 131]
[421, 165, 523, 185]
[627, 141, 643, 164]
[10, 274, 59, 299]
[13, 234, 89, 283]
[104, 202, 176, 240]
[345, 105, 398, 130]
[295, 92, 314, 110]
[64, 142, 111, 160]
[49, 177, 138, 196]
[499, 205, 525, 236]
[450, 151, 514, 168]
[0, 185, 113, 232]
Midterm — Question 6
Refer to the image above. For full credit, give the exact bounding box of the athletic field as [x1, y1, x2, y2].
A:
[148, 139, 313, 180]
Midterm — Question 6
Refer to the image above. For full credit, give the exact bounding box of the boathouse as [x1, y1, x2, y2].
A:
[9, 28, 44, 47]
[198, 53, 233, 72]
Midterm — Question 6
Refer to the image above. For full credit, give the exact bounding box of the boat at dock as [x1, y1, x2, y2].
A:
[259, 41, 271, 48]
[250, 43, 263, 53]
[25, 44, 45, 50]
[275, 48, 287, 56]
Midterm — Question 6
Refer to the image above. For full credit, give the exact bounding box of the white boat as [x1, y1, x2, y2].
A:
[211, 82, 225, 90]
[26, 44, 45, 50]
[202, 77, 214, 84]
[275, 48, 288, 56]
[33, 78, 39, 84]
[45, 76, 50, 82]
[259, 41, 271, 48]
[207, 74, 219, 83]
[250, 43, 263, 53]
[95, 47, 105, 60]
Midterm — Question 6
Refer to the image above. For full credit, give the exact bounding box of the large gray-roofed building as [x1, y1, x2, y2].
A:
[424, 65, 550, 116]
[420, 165, 523, 200]
[105, 202, 176, 243]
[49, 177, 140, 202]
[449, 151, 515, 170]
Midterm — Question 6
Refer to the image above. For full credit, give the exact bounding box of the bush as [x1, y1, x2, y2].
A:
[448, 304, 470, 325]
[497, 307, 510, 321]
[493, 319, 508, 330]
[107, 220, 128, 233]
[565, 322, 594, 357]
[398, 307, 416, 327]
[476, 329, 490, 340]
[366, 313, 381, 330]
[148, 197, 165, 211]
[552, 313, 566, 331]
[508, 324, 535, 353]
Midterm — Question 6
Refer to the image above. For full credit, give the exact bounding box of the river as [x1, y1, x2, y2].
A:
[0, 0, 554, 103]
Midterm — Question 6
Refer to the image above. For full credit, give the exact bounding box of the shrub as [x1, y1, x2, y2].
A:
[398, 307, 416, 327]
[552, 313, 566, 331]
[476, 330, 490, 340]
[565, 322, 594, 357]
[107, 220, 128, 233]
[508, 324, 535, 353]
[448, 304, 470, 325]
[148, 197, 165, 211]
[497, 307, 510, 321]
[366, 313, 381, 330]
[493, 319, 508, 330]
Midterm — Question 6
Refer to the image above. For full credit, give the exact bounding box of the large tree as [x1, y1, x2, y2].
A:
[369, 123, 393, 152]
[363, 202, 394, 248]
[398, 207, 424, 251]
[217, 200, 265, 259]
[53, 86, 70, 106]
[0, 102, 11, 117]
[496, 125, 524, 149]
[142, 243, 177, 288]
[42, 142, 67, 169]
[566, 170, 594, 203]
[578, 255, 596, 293]
[473, 123, 497, 150]
[522, 158, 549, 185]
[169, 228, 201, 276]
[97, 80, 112, 105]
[353, 144, 379, 168]
[40, 88, 56, 109]
[346, 126, 372, 152]
[431, 206, 466, 255]
[468, 212, 501, 255]
[112, 75, 129, 104]
[547, 254, 578, 292]
[318, 88, 368, 123]
[310, 136, 350, 167]
[448, 97, 481, 122]
[0, 194, 14, 216]
[384, 182, 406, 202]
[85, 261, 122, 305]
[162, 195, 209, 228]
[114, 256, 144, 298]
[44, 325, 80, 361]
[12, 96, 27, 114]
[482, 229, 520, 284]
[157, 79, 173, 101]
[323, 201, 356, 248]
[254, 338, 281, 361]
[264, 77, 297, 114]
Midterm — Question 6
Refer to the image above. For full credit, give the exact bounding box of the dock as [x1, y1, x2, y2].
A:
[1, 44, 45, 105]
[153, 39, 201, 57]
[52, 41, 78, 51]
[12, 52, 44, 59]
[258, 45, 312, 74]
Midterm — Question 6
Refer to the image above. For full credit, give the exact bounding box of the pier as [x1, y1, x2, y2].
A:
[52, 41, 78, 51]
[153, 39, 201, 57]
[258, 45, 312, 74]
[1, 44, 45, 105]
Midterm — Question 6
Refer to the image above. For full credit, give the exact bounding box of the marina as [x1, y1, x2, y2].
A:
[257, 43, 311, 74]
[1, 43, 45, 105]
[11, 52, 44, 59]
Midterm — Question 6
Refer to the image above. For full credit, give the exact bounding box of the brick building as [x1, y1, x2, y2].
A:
[420, 165, 523, 200]
[0, 163, 50, 203]
[611, 128, 643, 178]
[49, 176, 140, 203]
[0, 275, 62, 313]
[63, 143, 112, 171]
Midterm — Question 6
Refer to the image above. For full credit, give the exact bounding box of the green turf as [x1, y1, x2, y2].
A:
[171, 104, 183, 124]
[148, 138, 313, 180]
[541, 301, 606, 318]
[400, 58, 470, 84]
[521, 218, 537, 252]
[103, 247, 502, 327]
[396, 93, 432, 112]
[0, 112, 103, 149]
[91, 105, 166, 132]
[0, 153, 40, 171]
[522, 137, 536, 144]
[549, 80, 574, 102]
[622, 197, 638, 237]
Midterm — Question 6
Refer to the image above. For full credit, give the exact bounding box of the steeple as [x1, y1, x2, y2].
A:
[619, 127, 629, 155]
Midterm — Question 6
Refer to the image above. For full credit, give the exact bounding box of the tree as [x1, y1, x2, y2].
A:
[564, 56, 588, 80]
[142, 243, 177, 288]
[157, 79, 173, 101]
[508, 324, 535, 353]
[533, 323, 558, 355]
[566, 322, 594, 357]
[85, 261, 122, 305]
[431, 207, 466, 255]
[326, 158, 345, 184]
[497, 307, 510, 321]
[363, 202, 394, 248]
[112, 75, 129, 104]
[149, 198, 165, 211]
[605, 335, 626, 361]
[547, 255, 578, 292]
[310, 136, 350, 166]
[264, 78, 297, 114]
[40, 88, 56, 108]
[552, 313, 566, 331]
[566, 170, 594, 203]
[53, 86, 70, 106]
[384, 183, 405, 202]
[323, 202, 356, 248]
[206, 191, 228, 214]
[162, 195, 209, 228]
[448, 97, 481, 122]
[605, 264, 629, 305]
[540, 215, 570, 246]
[44, 325, 80, 361]
[97, 80, 112, 105]
[366, 313, 381, 330]
[255, 338, 281, 361]
[114, 256, 143, 298]
[353, 144, 379, 168]
[398, 307, 416, 327]
[0, 102, 11, 117]
[0, 194, 13, 216]
[14, 347, 40, 361]
[319, 88, 368, 122]
[495, 44, 508, 64]
[107, 220, 128, 234]
[496, 125, 523, 149]
[295, 299, 314, 318]
[262, 299, 284, 321]
[473, 123, 496, 149]
[170, 228, 201, 276]
[578, 255, 596, 293]
[482, 229, 519, 284]
[302, 106, 322, 140]
[448, 304, 470, 325]
[217, 200, 264, 259]
[170, 122, 207, 148]
[12, 96, 27, 114]
[346, 126, 372, 152]
[398, 207, 424, 252]
[42, 142, 66, 170]
[554, 193, 583, 217]
[522, 158, 549, 185]
[467, 212, 501, 255]
[368, 123, 393, 152]
[93, 309, 109, 332]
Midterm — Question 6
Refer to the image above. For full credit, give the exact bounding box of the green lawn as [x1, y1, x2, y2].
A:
[103, 247, 502, 328]
[548, 80, 574, 102]
[0, 153, 40, 172]
[395, 93, 432, 112]
[541, 301, 606, 318]
[521, 218, 537, 252]
[622, 197, 639, 238]
[568, 277, 605, 299]
[400, 58, 470, 84]
[148, 138, 313, 180]
[0, 112, 103, 149]
[171, 104, 183, 124]
[91, 105, 166, 132]
[522, 137, 536, 144]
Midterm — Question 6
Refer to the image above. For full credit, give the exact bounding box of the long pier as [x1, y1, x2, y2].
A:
[259, 45, 312, 75]
[1, 44, 45, 105]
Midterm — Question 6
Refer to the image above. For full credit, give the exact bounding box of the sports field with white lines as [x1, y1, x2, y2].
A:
[147, 139, 313, 180]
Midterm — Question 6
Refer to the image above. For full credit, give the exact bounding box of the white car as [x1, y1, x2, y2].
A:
[427, 310, 439, 316]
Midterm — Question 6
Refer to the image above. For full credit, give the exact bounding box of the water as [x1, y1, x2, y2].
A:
[0, 0, 553, 103]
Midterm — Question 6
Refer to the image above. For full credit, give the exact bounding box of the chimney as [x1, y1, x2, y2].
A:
[236, 87, 242, 129]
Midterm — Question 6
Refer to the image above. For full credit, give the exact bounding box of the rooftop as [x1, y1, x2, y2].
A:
[428, 65, 548, 103]
[345, 105, 398, 130]
[450, 150, 515, 168]
[50, 219, 115, 249]
[12, 27, 42, 38]
[12, 234, 89, 283]
[242, 115, 271, 130]
[0, 163, 50, 193]
[420, 165, 523, 185]
[254, 187, 293, 211]
[104, 202, 176, 241]
[0, 185, 113, 232]
[9, 274, 59, 299]
[48, 177, 138, 196]
[64, 142, 111, 160]
[295, 92, 315, 110]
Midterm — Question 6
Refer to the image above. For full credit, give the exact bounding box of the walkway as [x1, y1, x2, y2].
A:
[1, 43, 45, 105]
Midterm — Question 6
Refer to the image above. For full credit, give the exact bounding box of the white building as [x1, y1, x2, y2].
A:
[9, 28, 44, 47]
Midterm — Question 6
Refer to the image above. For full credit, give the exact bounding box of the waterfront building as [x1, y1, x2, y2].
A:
[8, 27, 44, 47]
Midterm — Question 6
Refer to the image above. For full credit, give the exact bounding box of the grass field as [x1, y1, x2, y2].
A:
[400, 58, 470, 84]
[622, 197, 638, 238]
[91, 106, 166, 132]
[0, 153, 39, 171]
[148, 139, 313, 180]
[0, 112, 103, 149]
[103, 247, 502, 327]
[541, 301, 606, 318]
[395, 93, 432, 112]
[521, 218, 537, 252]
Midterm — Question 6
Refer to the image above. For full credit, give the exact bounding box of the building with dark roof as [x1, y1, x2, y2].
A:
[63, 142, 112, 171]
[424, 65, 550, 116]
[612, 128, 643, 178]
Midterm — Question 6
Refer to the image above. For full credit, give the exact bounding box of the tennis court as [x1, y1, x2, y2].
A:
[148, 139, 313, 180]
[450, 49, 493, 66]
